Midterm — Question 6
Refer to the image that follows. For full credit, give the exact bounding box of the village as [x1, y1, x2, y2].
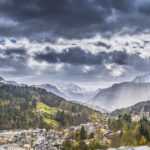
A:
[1, 107, 150, 150]
[0, 120, 113, 150]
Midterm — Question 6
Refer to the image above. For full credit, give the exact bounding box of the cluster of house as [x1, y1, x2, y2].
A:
[0, 129, 46, 150]
[68, 122, 111, 144]
[0, 119, 116, 150]
[0, 143, 31, 150]
[33, 129, 64, 150]
[32, 123, 111, 150]
[69, 122, 99, 135]
[0, 128, 74, 150]
[131, 105, 150, 122]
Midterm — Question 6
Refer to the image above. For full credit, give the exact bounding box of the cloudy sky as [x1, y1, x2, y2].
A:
[1, 0, 150, 89]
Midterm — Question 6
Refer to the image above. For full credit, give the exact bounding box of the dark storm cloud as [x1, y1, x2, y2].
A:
[34, 47, 147, 67]
[0, 48, 32, 76]
[1, 0, 150, 84]
[95, 42, 111, 49]
[32, 46, 150, 82]
[4, 48, 26, 56]
[0, 0, 150, 40]
[0, 48, 27, 60]
[0, 0, 108, 39]
[138, 1, 150, 15]
[0, 46, 150, 83]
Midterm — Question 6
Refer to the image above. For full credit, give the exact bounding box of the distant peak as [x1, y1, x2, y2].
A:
[133, 73, 150, 83]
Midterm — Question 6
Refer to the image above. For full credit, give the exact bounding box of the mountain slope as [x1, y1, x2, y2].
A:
[33, 84, 64, 98]
[91, 82, 150, 111]
[0, 76, 27, 86]
[34, 83, 98, 104]
[0, 77, 98, 105]
[0, 81, 101, 130]
[55, 83, 98, 102]
[111, 100, 150, 116]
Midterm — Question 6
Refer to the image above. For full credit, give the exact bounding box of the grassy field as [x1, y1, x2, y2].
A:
[36, 101, 103, 129]
[36, 101, 60, 129]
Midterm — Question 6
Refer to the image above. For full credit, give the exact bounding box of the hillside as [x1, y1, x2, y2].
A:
[111, 100, 150, 116]
[91, 82, 150, 110]
[0, 82, 101, 130]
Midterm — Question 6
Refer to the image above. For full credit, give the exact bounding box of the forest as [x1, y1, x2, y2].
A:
[0, 83, 100, 130]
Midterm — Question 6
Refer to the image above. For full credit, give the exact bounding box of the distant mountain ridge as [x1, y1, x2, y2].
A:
[0, 76, 25, 86]
[0, 76, 98, 104]
[90, 73, 150, 111]
[34, 83, 99, 104]
[0, 76, 104, 113]
[133, 73, 150, 83]
[3, 72, 150, 113]
[33, 84, 64, 98]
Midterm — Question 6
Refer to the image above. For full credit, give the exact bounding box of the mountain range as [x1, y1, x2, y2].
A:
[90, 73, 150, 111]
[0, 77, 98, 103]
[33, 83, 99, 104]
[2, 73, 150, 112]
[1, 73, 150, 130]
[0, 77, 101, 130]
[0, 76, 103, 111]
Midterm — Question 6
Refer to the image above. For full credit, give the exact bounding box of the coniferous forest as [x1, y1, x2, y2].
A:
[0, 83, 100, 130]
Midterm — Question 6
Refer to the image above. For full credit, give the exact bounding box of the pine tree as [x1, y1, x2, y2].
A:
[80, 126, 87, 140]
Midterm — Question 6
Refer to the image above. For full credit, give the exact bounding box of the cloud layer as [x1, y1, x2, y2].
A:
[0, 0, 150, 40]
[0, 0, 150, 88]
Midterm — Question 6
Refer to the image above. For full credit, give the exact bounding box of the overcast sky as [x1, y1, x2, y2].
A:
[1, 0, 150, 89]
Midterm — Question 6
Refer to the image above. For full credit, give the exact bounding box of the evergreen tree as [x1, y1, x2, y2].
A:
[80, 126, 87, 140]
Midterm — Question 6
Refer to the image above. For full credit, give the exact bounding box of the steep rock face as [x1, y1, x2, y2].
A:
[91, 82, 150, 111]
